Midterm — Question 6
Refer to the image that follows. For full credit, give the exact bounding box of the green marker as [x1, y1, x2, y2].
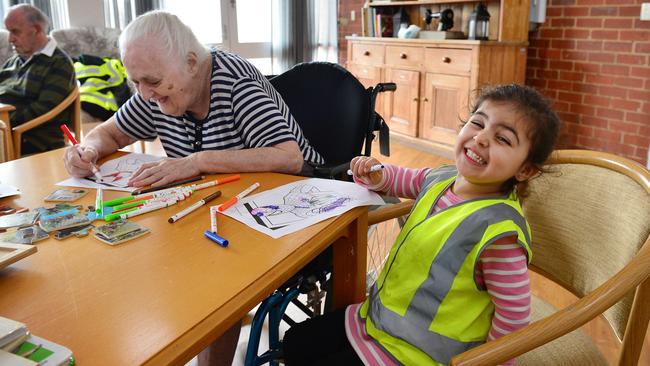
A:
[95, 188, 103, 215]
[112, 200, 146, 211]
[104, 207, 138, 222]
[104, 195, 135, 207]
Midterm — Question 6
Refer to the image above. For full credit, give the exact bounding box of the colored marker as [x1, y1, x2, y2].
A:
[192, 174, 241, 191]
[347, 164, 385, 175]
[60, 124, 104, 183]
[168, 190, 222, 223]
[132, 187, 193, 200]
[119, 200, 178, 220]
[112, 199, 147, 211]
[204, 230, 228, 247]
[104, 207, 138, 221]
[132, 175, 204, 195]
[104, 195, 136, 207]
[112, 203, 144, 214]
[210, 205, 218, 233]
[218, 182, 260, 212]
[95, 187, 103, 215]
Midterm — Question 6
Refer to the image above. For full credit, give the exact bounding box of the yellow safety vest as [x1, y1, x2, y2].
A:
[74, 58, 127, 112]
[360, 166, 532, 365]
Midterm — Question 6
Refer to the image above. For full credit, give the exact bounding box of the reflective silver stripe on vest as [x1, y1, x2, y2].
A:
[79, 92, 118, 110]
[76, 60, 124, 85]
[403, 165, 456, 219]
[369, 203, 530, 364]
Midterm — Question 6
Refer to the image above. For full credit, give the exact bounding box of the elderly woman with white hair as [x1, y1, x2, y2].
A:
[64, 10, 323, 188]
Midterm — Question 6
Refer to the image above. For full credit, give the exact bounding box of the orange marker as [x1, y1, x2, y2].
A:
[218, 182, 260, 212]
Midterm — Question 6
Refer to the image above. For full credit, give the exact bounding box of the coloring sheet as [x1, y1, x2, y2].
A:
[221, 178, 385, 238]
[57, 153, 164, 192]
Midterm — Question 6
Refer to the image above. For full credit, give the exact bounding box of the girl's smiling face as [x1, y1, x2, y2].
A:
[454, 100, 538, 197]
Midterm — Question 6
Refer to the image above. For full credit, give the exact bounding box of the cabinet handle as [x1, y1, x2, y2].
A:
[413, 97, 419, 102]
[364, 51, 370, 56]
[442, 57, 451, 63]
[400, 53, 407, 59]
[423, 98, 429, 102]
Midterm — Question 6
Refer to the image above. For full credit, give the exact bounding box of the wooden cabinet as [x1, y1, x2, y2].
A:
[420, 72, 469, 146]
[384, 67, 420, 136]
[346, 38, 527, 154]
[345, 0, 529, 155]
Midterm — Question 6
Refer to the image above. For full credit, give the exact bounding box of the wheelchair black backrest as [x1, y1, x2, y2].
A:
[269, 62, 373, 167]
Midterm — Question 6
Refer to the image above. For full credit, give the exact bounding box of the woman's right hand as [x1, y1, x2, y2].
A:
[350, 156, 384, 186]
[64, 145, 99, 178]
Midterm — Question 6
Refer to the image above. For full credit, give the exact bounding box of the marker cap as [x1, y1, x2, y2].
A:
[204, 230, 228, 247]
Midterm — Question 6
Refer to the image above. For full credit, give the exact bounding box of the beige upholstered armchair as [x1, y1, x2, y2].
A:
[368, 149, 650, 366]
[50, 27, 121, 59]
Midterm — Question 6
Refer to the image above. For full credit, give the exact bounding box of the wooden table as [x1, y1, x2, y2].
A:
[0, 149, 367, 365]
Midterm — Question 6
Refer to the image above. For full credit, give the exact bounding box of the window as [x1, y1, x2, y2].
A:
[0, 0, 70, 30]
[102, 0, 337, 75]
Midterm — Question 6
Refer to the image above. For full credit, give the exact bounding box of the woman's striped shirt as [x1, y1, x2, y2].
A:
[115, 49, 323, 164]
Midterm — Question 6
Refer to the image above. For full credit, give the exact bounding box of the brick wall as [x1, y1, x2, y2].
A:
[337, 0, 650, 165]
[338, 0, 364, 63]
[527, 0, 649, 164]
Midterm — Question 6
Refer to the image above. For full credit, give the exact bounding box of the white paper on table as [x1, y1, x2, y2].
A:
[0, 182, 20, 198]
[220, 178, 385, 239]
[56, 152, 164, 192]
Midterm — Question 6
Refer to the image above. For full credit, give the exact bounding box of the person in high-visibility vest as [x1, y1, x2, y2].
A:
[282, 84, 562, 366]
[73, 54, 131, 120]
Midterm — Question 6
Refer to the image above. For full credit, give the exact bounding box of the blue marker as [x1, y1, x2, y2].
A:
[204, 230, 229, 247]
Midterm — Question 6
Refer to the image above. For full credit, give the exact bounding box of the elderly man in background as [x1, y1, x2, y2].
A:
[64, 10, 323, 187]
[0, 4, 75, 154]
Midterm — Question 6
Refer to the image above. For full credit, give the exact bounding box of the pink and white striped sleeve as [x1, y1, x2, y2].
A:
[476, 237, 531, 366]
[354, 164, 431, 199]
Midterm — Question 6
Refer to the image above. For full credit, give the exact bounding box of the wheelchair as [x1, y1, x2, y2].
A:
[244, 62, 395, 366]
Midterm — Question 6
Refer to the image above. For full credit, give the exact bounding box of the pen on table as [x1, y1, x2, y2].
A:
[131, 175, 240, 199]
[105, 189, 192, 208]
[127, 189, 192, 204]
[346, 164, 385, 175]
[210, 205, 218, 233]
[204, 230, 228, 247]
[132, 175, 205, 195]
[95, 187, 103, 215]
[105, 199, 178, 221]
[168, 190, 222, 223]
[191, 174, 240, 191]
[218, 182, 260, 212]
[60, 124, 104, 182]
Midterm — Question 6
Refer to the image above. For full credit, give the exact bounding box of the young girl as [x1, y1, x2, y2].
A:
[282, 84, 561, 366]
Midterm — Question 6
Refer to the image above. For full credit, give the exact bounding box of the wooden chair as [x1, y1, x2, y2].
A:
[0, 86, 81, 161]
[367, 149, 650, 366]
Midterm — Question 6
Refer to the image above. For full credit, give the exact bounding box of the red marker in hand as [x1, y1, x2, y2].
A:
[60, 124, 104, 182]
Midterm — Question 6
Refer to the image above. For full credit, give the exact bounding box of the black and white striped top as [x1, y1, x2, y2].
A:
[115, 49, 323, 165]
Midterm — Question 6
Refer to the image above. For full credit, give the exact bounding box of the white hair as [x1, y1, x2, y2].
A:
[7, 4, 50, 33]
[119, 11, 210, 66]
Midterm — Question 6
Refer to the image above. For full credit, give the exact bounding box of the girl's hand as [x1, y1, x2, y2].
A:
[350, 156, 384, 186]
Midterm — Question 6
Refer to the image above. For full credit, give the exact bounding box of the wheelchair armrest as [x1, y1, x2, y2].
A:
[313, 163, 352, 181]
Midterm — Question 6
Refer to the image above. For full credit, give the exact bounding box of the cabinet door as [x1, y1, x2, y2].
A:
[420, 73, 470, 147]
[347, 63, 385, 118]
[384, 68, 419, 137]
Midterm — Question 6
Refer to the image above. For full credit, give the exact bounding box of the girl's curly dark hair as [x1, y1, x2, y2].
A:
[467, 84, 562, 197]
